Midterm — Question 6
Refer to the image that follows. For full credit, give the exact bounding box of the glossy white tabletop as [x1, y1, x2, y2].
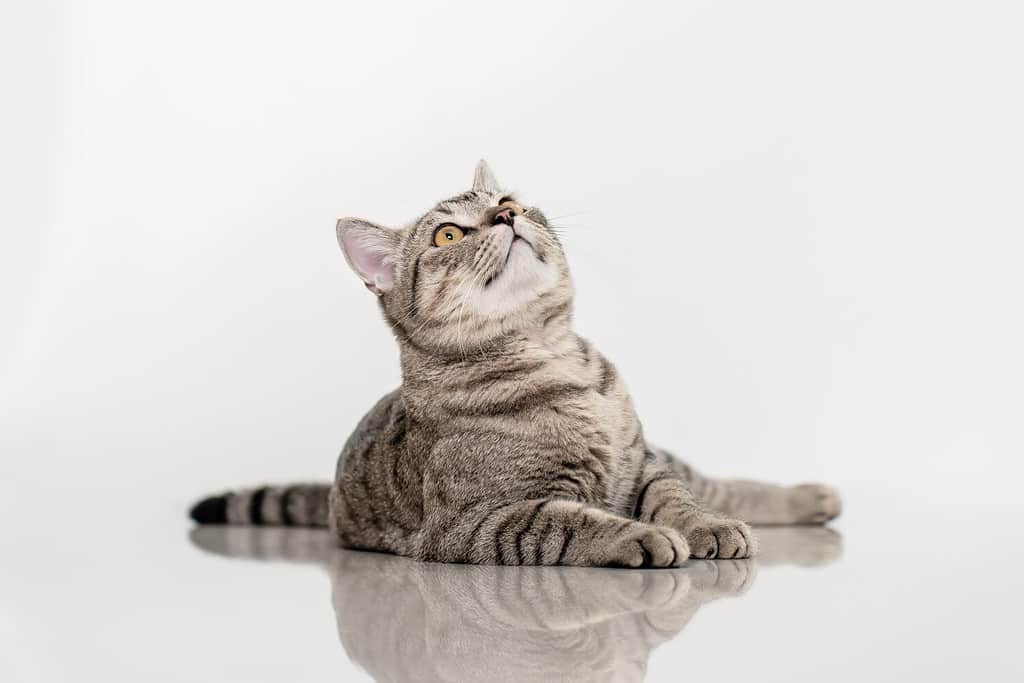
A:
[4, 487, 1020, 682]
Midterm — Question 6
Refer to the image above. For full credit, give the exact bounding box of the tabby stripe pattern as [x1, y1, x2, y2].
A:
[189, 483, 330, 528]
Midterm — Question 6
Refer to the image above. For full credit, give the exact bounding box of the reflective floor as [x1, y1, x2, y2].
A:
[190, 525, 841, 683]
[4, 497, 1021, 682]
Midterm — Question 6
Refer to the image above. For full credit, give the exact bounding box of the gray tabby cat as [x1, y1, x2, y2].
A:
[189, 161, 841, 567]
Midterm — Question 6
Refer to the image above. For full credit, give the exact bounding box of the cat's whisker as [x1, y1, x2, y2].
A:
[545, 211, 587, 222]
[454, 264, 489, 361]
[545, 223, 571, 237]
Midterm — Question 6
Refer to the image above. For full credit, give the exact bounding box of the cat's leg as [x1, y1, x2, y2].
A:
[691, 477, 841, 525]
[633, 468, 757, 559]
[419, 498, 690, 568]
[654, 447, 842, 525]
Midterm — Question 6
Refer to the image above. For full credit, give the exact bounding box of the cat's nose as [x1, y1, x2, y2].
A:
[490, 207, 515, 227]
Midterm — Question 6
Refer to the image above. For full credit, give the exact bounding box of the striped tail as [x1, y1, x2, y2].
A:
[189, 483, 330, 528]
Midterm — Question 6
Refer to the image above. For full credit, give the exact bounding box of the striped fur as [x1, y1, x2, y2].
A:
[189, 161, 841, 566]
[190, 484, 329, 528]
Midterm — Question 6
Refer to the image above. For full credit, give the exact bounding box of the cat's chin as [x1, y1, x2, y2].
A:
[468, 246, 560, 319]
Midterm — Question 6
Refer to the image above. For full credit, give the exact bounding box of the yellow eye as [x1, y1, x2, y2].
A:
[434, 225, 465, 247]
[500, 199, 525, 215]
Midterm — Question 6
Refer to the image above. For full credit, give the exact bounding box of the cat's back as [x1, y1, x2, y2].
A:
[336, 387, 406, 477]
[332, 387, 425, 553]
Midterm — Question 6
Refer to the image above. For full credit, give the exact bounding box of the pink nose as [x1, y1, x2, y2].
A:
[491, 207, 515, 226]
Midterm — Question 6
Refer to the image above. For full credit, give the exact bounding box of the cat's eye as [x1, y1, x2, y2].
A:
[499, 198, 525, 215]
[433, 225, 465, 247]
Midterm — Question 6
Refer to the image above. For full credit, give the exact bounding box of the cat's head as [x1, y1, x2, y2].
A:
[336, 161, 572, 354]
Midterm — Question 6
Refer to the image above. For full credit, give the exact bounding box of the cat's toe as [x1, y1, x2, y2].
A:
[790, 484, 842, 524]
[605, 525, 689, 568]
[686, 518, 756, 559]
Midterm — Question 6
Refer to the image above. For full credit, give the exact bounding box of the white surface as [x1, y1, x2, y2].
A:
[3, 508, 1022, 682]
[2, 2, 1023, 681]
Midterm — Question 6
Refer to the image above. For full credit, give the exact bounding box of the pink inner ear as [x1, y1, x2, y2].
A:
[343, 235, 394, 290]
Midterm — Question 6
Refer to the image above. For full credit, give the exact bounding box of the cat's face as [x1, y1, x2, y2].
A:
[337, 161, 572, 353]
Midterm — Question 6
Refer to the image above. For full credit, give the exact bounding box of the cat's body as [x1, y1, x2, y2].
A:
[190, 162, 840, 567]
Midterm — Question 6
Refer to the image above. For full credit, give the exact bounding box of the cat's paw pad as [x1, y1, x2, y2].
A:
[789, 484, 842, 524]
[604, 525, 689, 568]
[685, 517, 756, 559]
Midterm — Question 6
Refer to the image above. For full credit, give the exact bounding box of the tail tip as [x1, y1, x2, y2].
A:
[189, 494, 229, 524]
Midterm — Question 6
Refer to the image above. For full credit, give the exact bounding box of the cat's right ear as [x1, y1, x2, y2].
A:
[473, 159, 501, 194]
[336, 218, 401, 296]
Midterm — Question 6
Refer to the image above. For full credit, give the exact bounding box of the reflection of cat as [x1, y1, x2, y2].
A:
[190, 526, 841, 682]
[332, 552, 754, 683]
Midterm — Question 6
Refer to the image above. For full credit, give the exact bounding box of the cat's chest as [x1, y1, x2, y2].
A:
[515, 350, 637, 452]
[427, 342, 639, 457]
[526, 387, 635, 455]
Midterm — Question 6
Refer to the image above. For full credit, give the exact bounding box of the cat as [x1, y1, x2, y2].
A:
[189, 161, 841, 567]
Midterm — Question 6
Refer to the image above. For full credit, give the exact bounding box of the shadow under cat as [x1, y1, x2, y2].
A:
[189, 527, 842, 682]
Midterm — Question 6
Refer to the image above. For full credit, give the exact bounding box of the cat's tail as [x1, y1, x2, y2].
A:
[189, 483, 330, 528]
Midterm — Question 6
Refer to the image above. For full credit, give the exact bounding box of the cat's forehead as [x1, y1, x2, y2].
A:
[419, 189, 504, 227]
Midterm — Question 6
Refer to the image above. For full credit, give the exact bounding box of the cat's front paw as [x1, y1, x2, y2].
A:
[602, 525, 689, 568]
[684, 517, 756, 559]
[789, 484, 842, 524]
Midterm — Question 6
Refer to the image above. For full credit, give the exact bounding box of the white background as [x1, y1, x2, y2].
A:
[2, 1, 1023, 681]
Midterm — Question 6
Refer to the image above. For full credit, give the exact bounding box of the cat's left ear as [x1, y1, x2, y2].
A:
[336, 218, 401, 296]
[472, 159, 501, 194]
